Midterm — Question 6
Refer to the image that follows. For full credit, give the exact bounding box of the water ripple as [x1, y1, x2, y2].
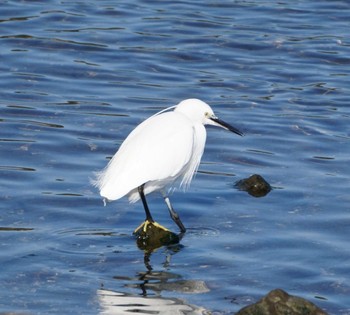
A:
[1, 1, 349, 314]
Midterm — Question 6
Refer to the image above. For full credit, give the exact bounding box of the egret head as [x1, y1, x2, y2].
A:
[175, 98, 243, 136]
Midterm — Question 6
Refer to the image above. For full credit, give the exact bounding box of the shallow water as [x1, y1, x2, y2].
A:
[1, 0, 350, 314]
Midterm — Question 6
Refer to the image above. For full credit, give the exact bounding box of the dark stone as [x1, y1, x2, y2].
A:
[236, 289, 328, 315]
[134, 221, 181, 251]
[235, 174, 271, 197]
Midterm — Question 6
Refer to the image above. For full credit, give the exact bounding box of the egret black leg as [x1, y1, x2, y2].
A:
[138, 184, 154, 222]
[164, 196, 186, 233]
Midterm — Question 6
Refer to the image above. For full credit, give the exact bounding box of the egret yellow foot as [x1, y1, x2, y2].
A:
[133, 220, 170, 235]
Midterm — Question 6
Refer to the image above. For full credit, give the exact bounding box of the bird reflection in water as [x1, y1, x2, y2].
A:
[97, 288, 208, 314]
[100, 245, 209, 314]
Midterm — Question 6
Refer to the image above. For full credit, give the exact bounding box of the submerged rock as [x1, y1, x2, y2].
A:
[235, 174, 271, 197]
[236, 288, 328, 315]
[145, 279, 210, 294]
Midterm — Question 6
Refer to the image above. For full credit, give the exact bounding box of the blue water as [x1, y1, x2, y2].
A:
[1, 1, 350, 314]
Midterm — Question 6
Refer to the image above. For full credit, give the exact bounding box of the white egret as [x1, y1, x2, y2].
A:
[93, 99, 243, 233]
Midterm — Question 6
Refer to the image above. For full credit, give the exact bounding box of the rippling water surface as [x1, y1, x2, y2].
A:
[1, 1, 349, 314]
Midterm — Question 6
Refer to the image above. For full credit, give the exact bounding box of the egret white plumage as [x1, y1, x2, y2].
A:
[94, 99, 243, 233]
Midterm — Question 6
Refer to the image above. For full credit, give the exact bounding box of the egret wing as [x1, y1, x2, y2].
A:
[97, 112, 196, 201]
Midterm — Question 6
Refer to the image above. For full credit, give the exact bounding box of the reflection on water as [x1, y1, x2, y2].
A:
[97, 289, 208, 315]
[0, 227, 33, 232]
[120, 250, 209, 294]
[100, 243, 209, 314]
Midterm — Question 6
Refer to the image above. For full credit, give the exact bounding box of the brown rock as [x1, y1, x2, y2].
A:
[134, 221, 180, 251]
[235, 174, 271, 197]
[236, 289, 328, 315]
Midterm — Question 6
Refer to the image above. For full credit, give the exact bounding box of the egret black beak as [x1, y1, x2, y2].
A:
[210, 117, 244, 136]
